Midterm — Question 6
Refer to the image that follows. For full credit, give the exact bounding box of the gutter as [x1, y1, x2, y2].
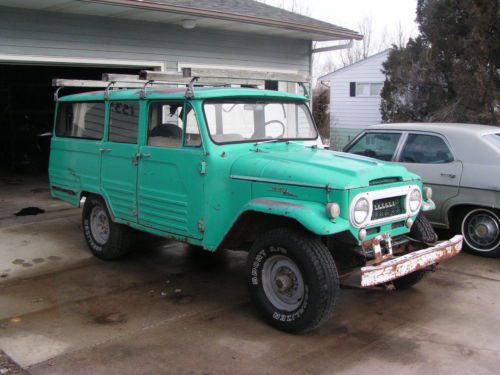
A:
[312, 39, 354, 54]
[80, 0, 363, 41]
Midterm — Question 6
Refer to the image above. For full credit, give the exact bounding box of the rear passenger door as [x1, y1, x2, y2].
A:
[396, 132, 463, 224]
[100, 101, 141, 223]
[50, 101, 106, 206]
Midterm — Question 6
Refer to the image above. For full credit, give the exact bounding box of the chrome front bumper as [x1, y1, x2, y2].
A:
[360, 235, 463, 287]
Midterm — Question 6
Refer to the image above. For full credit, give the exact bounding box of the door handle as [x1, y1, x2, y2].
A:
[99, 148, 112, 152]
[132, 153, 151, 165]
[440, 173, 456, 178]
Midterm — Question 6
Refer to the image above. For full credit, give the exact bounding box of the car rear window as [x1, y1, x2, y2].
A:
[484, 133, 500, 149]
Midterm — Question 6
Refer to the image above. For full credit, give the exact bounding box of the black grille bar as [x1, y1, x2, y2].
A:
[371, 196, 404, 220]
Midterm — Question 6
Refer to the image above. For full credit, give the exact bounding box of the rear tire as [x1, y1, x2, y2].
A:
[459, 208, 500, 258]
[82, 196, 131, 260]
[247, 228, 339, 334]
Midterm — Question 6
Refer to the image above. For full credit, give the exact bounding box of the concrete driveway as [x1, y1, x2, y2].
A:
[1, 179, 499, 375]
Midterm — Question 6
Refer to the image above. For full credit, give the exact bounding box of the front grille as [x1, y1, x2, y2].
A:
[371, 196, 404, 220]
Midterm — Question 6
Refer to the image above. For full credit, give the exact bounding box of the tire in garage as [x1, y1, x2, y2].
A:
[247, 228, 339, 334]
[82, 195, 132, 260]
[459, 208, 500, 258]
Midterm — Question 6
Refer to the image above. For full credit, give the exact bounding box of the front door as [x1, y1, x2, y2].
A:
[138, 101, 205, 239]
[100, 101, 141, 223]
[397, 132, 463, 224]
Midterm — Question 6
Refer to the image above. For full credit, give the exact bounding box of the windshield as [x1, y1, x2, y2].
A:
[203, 100, 318, 144]
[484, 133, 500, 150]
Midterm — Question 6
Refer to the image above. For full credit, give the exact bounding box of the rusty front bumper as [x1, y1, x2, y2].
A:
[360, 235, 463, 287]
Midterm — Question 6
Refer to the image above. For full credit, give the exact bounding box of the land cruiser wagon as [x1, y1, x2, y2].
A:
[49, 76, 462, 333]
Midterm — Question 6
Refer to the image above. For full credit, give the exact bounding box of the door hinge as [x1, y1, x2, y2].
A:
[199, 161, 207, 175]
[132, 207, 137, 216]
[198, 219, 205, 233]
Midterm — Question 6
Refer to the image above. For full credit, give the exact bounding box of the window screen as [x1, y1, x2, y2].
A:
[56, 102, 105, 139]
[108, 102, 140, 144]
[400, 134, 454, 164]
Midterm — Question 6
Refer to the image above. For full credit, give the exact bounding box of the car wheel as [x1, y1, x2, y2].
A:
[82, 195, 132, 260]
[460, 208, 500, 258]
[247, 228, 339, 334]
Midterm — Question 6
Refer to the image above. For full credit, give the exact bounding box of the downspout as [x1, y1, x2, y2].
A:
[309, 39, 354, 148]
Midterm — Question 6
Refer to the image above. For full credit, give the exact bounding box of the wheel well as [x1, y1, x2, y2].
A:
[448, 204, 499, 228]
[79, 191, 115, 220]
[219, 211, 310, 251]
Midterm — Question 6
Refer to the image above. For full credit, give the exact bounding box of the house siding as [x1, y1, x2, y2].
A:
[0, 6, 310, 74]
[321, 50, 389, 150]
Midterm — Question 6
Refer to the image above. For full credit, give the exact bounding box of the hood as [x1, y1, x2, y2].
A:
[230, 144, 419, 189]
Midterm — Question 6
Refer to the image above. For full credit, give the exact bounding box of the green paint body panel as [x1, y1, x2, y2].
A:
[49, 87, 430, 252]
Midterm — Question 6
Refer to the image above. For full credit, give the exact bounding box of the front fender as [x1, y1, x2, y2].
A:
[242, 198, 351, 235]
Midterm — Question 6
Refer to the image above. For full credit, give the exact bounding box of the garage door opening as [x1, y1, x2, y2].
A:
[0, 64, 154, 178]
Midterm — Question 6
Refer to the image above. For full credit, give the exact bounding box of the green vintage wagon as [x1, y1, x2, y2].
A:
[49, 71, 462, 333]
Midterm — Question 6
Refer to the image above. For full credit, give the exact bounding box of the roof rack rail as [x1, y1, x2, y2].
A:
[52, 67, 310, 100]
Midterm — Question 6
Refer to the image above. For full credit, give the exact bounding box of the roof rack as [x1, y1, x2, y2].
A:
[52, 67, 310, 100]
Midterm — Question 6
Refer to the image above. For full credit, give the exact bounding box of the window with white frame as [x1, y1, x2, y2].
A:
[351, 82, 384, 97]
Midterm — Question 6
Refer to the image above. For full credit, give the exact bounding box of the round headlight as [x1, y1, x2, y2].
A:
[409, 188, 422, 213]
[424, 187, 432, 201]
[326, 203, 340, 219]
[353, 198, 370, 225]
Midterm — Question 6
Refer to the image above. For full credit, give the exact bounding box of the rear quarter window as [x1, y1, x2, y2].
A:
[56, 102, 105, 140]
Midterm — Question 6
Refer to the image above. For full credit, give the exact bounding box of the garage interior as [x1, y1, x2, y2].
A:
[0, 64, 151, 178]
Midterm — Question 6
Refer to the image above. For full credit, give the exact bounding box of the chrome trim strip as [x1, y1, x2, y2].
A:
[230, 175, 326, 189]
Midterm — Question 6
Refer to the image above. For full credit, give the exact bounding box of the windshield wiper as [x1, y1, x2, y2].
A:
[253, 139, 289, 146]
[253, 139, 318, 149]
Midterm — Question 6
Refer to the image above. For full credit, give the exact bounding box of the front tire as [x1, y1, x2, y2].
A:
[82, 196, 131, 260]
[411, 212, 438, 244]
[393, 270, 427, 290]
[247, 228, 339, 334]
[460, 208, 500, 258]
[394, 213, 437, 289]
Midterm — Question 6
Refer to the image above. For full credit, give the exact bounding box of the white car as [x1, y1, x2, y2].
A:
[344, 123, 500, 257]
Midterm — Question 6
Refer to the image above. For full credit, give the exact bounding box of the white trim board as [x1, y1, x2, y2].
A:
[0, 54, 166, 71]
[177, 62, 299, 75]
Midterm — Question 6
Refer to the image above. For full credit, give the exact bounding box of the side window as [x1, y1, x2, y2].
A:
[108, 102, 140, 144]
[184, 105, 202, 147]
[400, 134, 454, 164]
[56, 102, 105, 139]
[347, 132, 402, 161]
[148, 102, 183, 148]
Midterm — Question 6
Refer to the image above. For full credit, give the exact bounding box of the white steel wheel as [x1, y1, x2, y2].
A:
[261, 255, 305, 312]
[89, 205, 110, 246]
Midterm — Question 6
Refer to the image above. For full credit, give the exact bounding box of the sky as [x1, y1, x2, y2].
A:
[260, 0, 419, 76]
[262, 0, 419, 38]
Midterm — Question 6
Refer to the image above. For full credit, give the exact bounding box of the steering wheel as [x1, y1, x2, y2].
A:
[264, 120, 286, 138]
